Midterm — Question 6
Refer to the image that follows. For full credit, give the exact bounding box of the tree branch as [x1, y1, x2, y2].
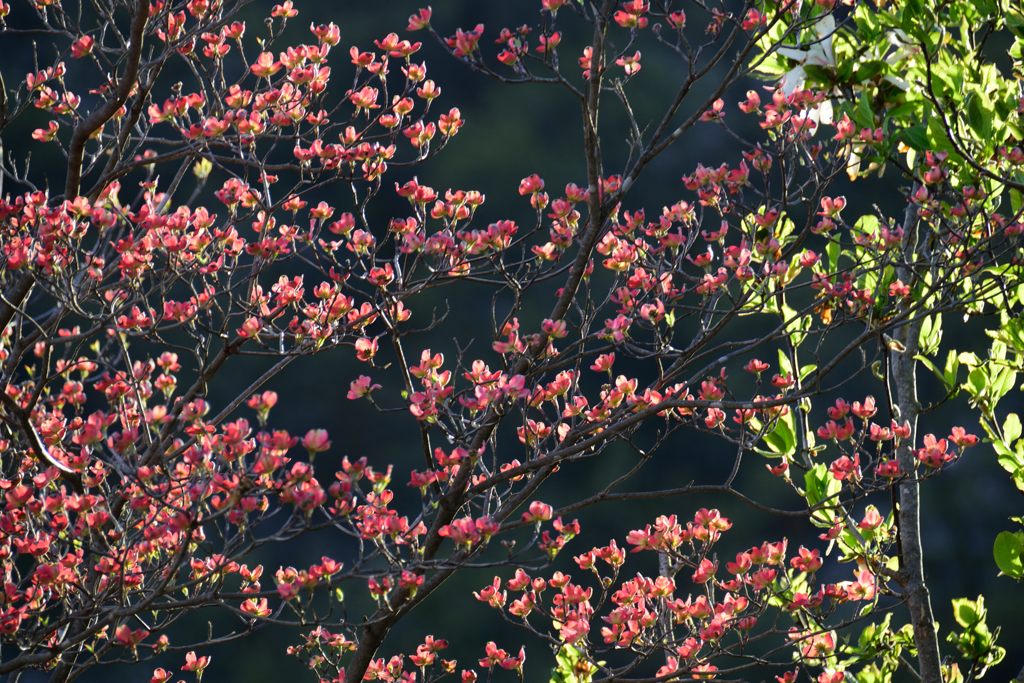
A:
[890, 189, 944, 683]
[65, 0, 150, 199]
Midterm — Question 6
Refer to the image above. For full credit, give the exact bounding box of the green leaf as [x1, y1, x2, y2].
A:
[967, 93, 993, 140]
[803, 64, 834, 84]
[919, 351, 959, 393]
[902, 124, 929, 151]
[994, 531, 1024, 579]
[1007, 11, 1024, 38]
[926, 115, 955, 153]
[803, 464, 841, 526]
[903, 0, 924, 20]
[958, 352, 981, 366]
[777, 348, 793, 377]
[918, 314, 942, 356]
[854, 214, 880, 236]
[803, 464, 829, 510]
[952, 596, 981, 628]
[992, 369, 1018, 405]
[550, 645, 597, 683]
[826, 238, 841, 274]
[855, 91, 875, 128]
[943, 350, 961, 389]
[858, 613, 893, 651]
[856, 665, 885, 683]
[967, 367, 988, 397]
[854, 60, 887, 83]
[1005, 413, 1022, 445]
[763, 410, 796, 456]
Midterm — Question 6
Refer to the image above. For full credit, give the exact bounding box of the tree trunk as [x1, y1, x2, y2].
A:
[890, 194, 944, 683]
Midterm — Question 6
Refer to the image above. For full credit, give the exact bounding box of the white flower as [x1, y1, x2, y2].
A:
[881, 29, 913, 91]
[776, 13, 836, 97]
[774, 14, 837, 127]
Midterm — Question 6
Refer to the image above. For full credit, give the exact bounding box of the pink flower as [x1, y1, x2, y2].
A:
[615, 51, 642, 76]
[829, 453, 861, 482]
[742, 8, 766, 30]
[237, 316, 262, 339]
[518, 173, 545, 195]
[240, 597, 271, 617]
[301, 429, 331, 454]
[738, 90, 761, 114]
[271, 1, 297, 18]
[692, 558, 716, 583]
[247, 390, 278, 412]
[667, 10, 686, 28]
[440, 515, 499, 548]
[790, 546, 822, 573]
[407, 7, 432, 31]
[799, 250, 819, 267]
[31, 120, 59, 142]
[699, 98, 725, 122]
[916, 433, 953, 468]
[536, 32, 561, 53]
[858, 505, 884, 530]
[851, 396, 877, 419]
[250, 52, 282, 78]
[744, 358, 769, 374]
[613, 0, 649, 29]
[948, 426, 978, 448]
[71, 35, 95, 58]
[347, 375, 382, 400]
[522, 501, 554, 524]
[355, 337, 378, 362]
[115, 624, 149, 648]
[889, 279, 911, 298]
[474, 577, 506, 608]
[479, 642, 524, 672]
[541, 318, 567, 339]
[181, 651, 210, 673]
[874, 459, 901, 478]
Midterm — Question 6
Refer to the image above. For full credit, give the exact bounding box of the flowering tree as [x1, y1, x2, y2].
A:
[0, 0, 1022, 682]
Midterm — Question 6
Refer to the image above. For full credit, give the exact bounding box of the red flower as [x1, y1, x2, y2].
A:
[916, 434, 953, 468]
[71, 35, 95, 58]
[613, 0, 649, 29]
[181, 651, 210, 674]
[790, 546, 822, 573]
[949, 426, 978, 448]
[522, 500, 554, 523]
[271, 1, 297, 18]
[347, 375, 382, 400]
[301, 429, 331, 454]
[692, 558, 716, 583]
[407, 7, 432, 31]
[615, 51, 642, 76]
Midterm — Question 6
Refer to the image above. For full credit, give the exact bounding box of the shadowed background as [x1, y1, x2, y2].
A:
[4, 0, 1021, 680]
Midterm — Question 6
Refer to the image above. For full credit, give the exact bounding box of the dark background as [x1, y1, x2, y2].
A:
[4, 0, 1022, 680]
